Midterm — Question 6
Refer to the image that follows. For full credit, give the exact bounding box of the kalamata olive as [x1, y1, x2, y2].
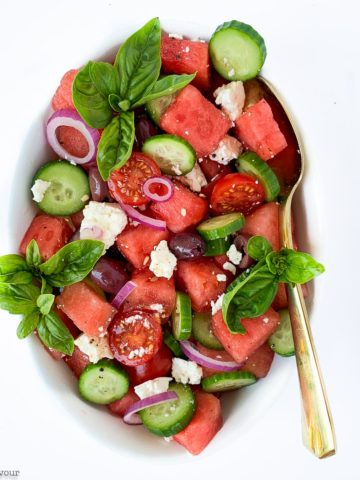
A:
[134, 115, 158, 149]
[90, 257, 129, 295]
[89, 166, 109, 202]
[233, 233, 255, 269]
[169, 233, 205, 259]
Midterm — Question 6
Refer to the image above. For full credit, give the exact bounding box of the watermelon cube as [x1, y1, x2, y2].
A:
[240, 342, 274, 378]
[272, 283, 288, 310]
[241, 202, 280, 251]
[150, 182, 208, 233]
[161, 35, 210, 90]
[19, 214, 74, 261]
[174, 390, 223, 455]
[55, 281, 116, 336]
[160, 85, 231, 157]
[64, 346, 90, 378]
[116, 224, 170, 269]
[51, 69, 78, 111]
[175, 258, 227, 312]
[211, 308, 280, 363]
[107, 387, 139, 417]
[235, 99, 287, 161]
[56, 124, 89, 158]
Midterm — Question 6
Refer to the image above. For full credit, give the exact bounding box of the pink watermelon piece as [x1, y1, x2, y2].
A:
[56, 125, 89, 158]
[241, 202, 280, 251]
[64, 346, 90, 378]
[107, 388, 139, 417]
[51, 69, 78, 111]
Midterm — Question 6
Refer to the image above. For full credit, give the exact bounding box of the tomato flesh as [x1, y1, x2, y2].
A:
[210, 173, 265, 214]
[125, 344, 173, 385]
[108, 152, 161, 206]
[108, 309, 162, 367]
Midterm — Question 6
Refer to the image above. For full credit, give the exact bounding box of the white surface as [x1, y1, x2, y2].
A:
[0, 0, 359, 479]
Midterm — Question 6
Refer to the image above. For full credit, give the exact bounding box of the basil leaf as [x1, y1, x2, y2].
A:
[96, 111, 135, 180]
[115, 17, 161, 106]
[266, 251, 289, 279]
[280, 249, 325, 284]
[37, 311, 74, 356]
[108, 93, 122, 112]
[16, 310, 40, 339]
[37, 293, 55, 315]
[39, 240, 104, 287]
[247, 235, 273, 261]
[131, 73, 196, 108]
[0, 283, 40, 314]
[73, 61, 117, 128]
[26, 239, 42, 268]
[0, 254, 32, 284]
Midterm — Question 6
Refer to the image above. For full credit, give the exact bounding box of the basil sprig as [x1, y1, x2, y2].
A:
[72, 17, 196, 180]
[222, 236, 325, 333]
[0, 239, 105, 354]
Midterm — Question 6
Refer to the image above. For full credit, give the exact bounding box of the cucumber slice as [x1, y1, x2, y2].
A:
[236, 152, 280, 201]
[140, 382, 196, 437]
[197, 213, 245, 241]
[172, 292, 192, 341]
[209, 21, 266, 81]
[145, 93, 176, 126]
[201, 371, 256, 393]
[192, 312, 223, 350]
[33, 160, 90, 216]
[204, 236, 231, 256]
[79, 359, 129, 404]
[268, 309, 295, 357]
[142, 134, 196, 175]
[163, 330, 185, 358]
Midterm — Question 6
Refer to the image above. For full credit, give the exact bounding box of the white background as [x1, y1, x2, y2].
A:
[0, 0, 359, 479]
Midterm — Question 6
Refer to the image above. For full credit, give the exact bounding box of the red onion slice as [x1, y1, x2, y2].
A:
[119, 202, 166, 231]
[123, 391, 178, 425]
[180, 340, 243, 372]
[142, 176, 174, 202]
[46, 108, 100, 164]
[111, 280, 137, 309]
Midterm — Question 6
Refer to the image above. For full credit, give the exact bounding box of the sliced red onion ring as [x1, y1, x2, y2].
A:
[142, 176, 174, 202]
[119, 202, 166, 231]
[180, 340, 243, 372]
[46, 108, 100, 164]
[111, 280, 137, 309]
[80, 226, 103, 240]
[123, 391, 178, 425]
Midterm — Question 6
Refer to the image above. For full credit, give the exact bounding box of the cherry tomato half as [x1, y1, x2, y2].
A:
[108, 309, 162, 367]
[125, 344, 173, 385]
[108, 152, 161, 206]
[210, 173, 265, 214]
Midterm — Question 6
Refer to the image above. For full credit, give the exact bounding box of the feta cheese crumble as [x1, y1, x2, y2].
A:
[172, 358, 202, 385]
[223, 262, 236, 275]
[169, 33, 183, 39]
[211, 293, 224, 315]
[74, 334, 114, 363]
[80, 201, 127, 250]
[226, 244, 243, 265]
[149, 240, 177, 279]
[216, 274, 227, 282]
[214, 81, 245, 121]
[177, 163, 207, 192]
[209, 135, 242, 165]
[31, 179, 51, 202]
[134, 377, 172, 399]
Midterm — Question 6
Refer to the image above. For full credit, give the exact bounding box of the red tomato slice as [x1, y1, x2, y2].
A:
[108, 309, 162, 366]
[125, 344, 173, 385]
[108, 152, 161, 206]
[210, 173, 265, 214]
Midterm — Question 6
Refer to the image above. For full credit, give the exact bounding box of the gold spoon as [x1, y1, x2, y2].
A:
[250, 77, 337, 458]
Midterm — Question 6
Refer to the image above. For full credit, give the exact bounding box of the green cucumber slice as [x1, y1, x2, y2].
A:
[209, 21, 266, 81]
[79, 359, 129, 404]
[201, 371, 256, 392]
[140, 382, 196, 437]
[172, 292, 192, 341]
[197, 213, 245, 241]
[236, 152, 280, 201]
[204, 237, 231, 256]
[192, 312, 223, 350]
[33, 160, 90, 216]
[268, 308, 295, 357]
[163, 330, 185, 358]
[142, 134, 196, 175]
[145, 93, 176, 126]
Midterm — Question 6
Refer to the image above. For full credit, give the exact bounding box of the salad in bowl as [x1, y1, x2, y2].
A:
[0, 18, 324, 455]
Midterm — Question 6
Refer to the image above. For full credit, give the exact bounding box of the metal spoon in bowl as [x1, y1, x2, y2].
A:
[248, 77, 336, 458]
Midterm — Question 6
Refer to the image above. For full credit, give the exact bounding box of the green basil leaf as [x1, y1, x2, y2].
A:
[266, 251, 289, 279]
[108, 93, 122, 112]
[131, 73, 196, 108]
[16, 310, 40, 339]
[37, 293, 55, 315]
[26, 239, 42, 268]
[0, 283, 40, 314]
[247, 235, 273, 261]
[280, 249, 325, 284]
[96, 111, 135, 180]
[115, 17, 161, 105]
[37, 311, 74, 356]
[73, 61, 117, 128]
[0, 254, 32, 284]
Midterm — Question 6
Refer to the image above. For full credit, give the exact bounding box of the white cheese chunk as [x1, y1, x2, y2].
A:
[223, 262, 236, 275]
[209, 135, 242, 165]
[210, 293, 225, 316]
[168, 33, 183, 39]
[31, 179, 51, 202]
[80, 201, 127, 250]
[149, 240, 177, 279]
[177, 163, 207, 192]
[74, 334, 114, 363]
[214, 81, 245, 121]
[226, 244, 243, 265]
[134, 377, 172, 400]
[216, 274, 227, 282]
[172, 358, 202, 385]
